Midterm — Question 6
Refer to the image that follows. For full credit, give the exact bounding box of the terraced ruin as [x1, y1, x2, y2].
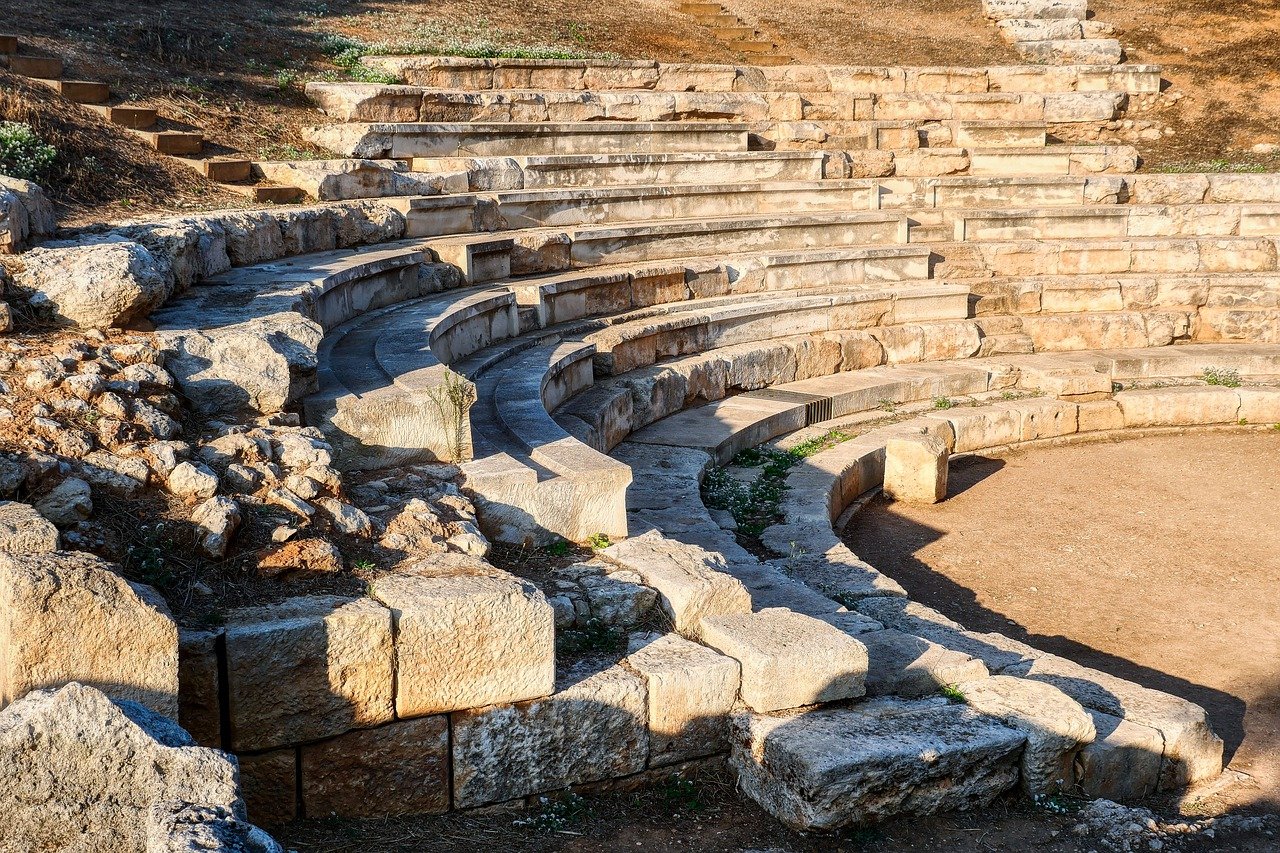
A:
[2, 0, 1280, 849]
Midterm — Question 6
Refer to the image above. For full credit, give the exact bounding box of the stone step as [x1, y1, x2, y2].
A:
[304, 121, 752, 159]
[932, 235, 1280, 278]
[32, 78, 110, 104]
[307, 82, 1125, 125]
[758, 119, 1050, 151]
[996, 17, 1084, 43]
[750, 55, 797, 67]
[680, 2, 725, 14]
[713, 27, 758, 41]
[1016, 38, 1123, 65]
[731, 41, 780, 55]
[696, 14, 741, 27]
[982, 0, 1087, 20]
[220, 183, 307, 204]
[84, 103, 159, 129]
[2, 54, 63, 78]
[360, 55, 1162, 95]
[176, 157, 253, 182]
[962, 271, 1280, 317]
[952, 203, 1280, 242]
[0, 35, 17, 55]
[130, 129, 204, 155]
[968, 145, 1138, 175]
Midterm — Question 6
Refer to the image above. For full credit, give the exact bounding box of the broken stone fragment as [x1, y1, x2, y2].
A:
[257, 537, 343, 578]
[0, 500, 60, 553]
[33, 476, 93, 526]
[191, 496, 242, 559]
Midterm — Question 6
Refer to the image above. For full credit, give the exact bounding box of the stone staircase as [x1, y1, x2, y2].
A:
[117, 51, 1280, 828]
[675, 2, 795, 66]
[981, 0, 1123, 65]
[0, 33, 301, 203]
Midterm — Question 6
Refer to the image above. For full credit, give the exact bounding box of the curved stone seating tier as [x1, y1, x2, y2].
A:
[306, 82, 1126, 126]
[304, 121, 753, 160]
[359, 55, 1161, 96]
[599, 345, 1280, 827]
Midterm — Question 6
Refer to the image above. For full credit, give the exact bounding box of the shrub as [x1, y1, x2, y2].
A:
[0, 121, 57, 181]
[1202, 366, 1242, 388]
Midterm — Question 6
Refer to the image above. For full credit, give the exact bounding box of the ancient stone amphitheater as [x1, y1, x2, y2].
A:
[2, 0, 1279, 848]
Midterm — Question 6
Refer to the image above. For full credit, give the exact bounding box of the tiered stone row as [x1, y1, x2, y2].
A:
[13, 52, 1279, 830]
[981, 0, 1123, 65]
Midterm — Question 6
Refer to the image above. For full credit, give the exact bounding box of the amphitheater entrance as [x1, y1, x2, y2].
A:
[846, 429, 1280, 812]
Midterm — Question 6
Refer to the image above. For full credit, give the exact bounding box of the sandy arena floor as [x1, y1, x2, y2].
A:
[847, 429, 1280, 813]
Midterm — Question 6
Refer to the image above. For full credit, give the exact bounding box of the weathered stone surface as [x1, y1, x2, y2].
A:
[169, 461, 220, 502]
[314, 497, 373, 537]
[883, 435, 949, 504]
[257, 537, 342, 577]
[0, 176, 56, 254]
[237, 749, 298, 826]
[452, 662, 648, 807]
[700, 608, 868, 712]
[1115, 387, 1240, 428]
[12, 236, 172, 328]
[301, 715, 450, 818]
[371, 555, 554, 716]
[955, 675, 1096, 794]
[1006, 653, 1223, 789]
[0, 500, 59, 553]
[178, 629, 222, 748]
[255, 159, 444, 200]
[0, 683, 257, 853]
[602, 530, 751, 639]
[192, 496, 242, 558]
[627, 632, 740, 765]
[581, 571, 657, 626]
[146, 802, 283, 853]
[861, 628, 989, 698]
[1077, 709, 1165, 801]
[223, 596, 394, 751]
[732, 698, 1025, 830]
[33, 476, 93, 525]
[0, 551, 178, 717]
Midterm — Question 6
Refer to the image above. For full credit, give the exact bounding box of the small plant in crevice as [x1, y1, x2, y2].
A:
[585, 532, 611, 551]
[660, 776, 705, 813]
[422, 368, 477, 463]
[1032, 793, 1083, 815]
[512, 793, 589, 831]
[877, 398, 898, 413]
[556, 619, 626, 656]
[544, 538, 572, 558]
[933, 396, 956, 410]
[1202, 366, 1242, 388]
[938, 683, 966, 703]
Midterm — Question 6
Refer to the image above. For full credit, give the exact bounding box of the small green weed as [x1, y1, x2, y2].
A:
[545, 539, 572, 558]
[1202, 366, 1242, 388]
[0, 121, 57, 181]
[585, 532, 611, 551]
[661, 776, 705, 813]
[512, 793, 589, 831]
[1032, 793, 1083, 815]
[939, 683, 966, 703]
[556, 619, 626, 656]
[877, 398, 898, 413]
[933, 396, 955, 410]
[351, 558, 376, 571]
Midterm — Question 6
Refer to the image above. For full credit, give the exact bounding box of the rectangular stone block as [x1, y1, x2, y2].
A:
[452, 662, 648, 807]
[626, 632, 740, 765]
[224, 596, 394, 752]
[699, 608, 868, 712]
[861, 628, 989, 698]
[301, 715, 449, 818]
[1078, 710, 1164, 801]
[1076, 399, 1125, 432]
[178, 629, 222, 748]
[1115, 387, 1241, 428]
[371, 560, 555, 717]
[731, 698, 1026, 831]
[238, 748, 298, 826]
[1238, 387, 1280, 423]
[883, 435, 949, 504]
[602, 530, 751, 640]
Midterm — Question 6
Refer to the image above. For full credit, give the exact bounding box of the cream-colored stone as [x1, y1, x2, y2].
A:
[224, 596, 394, 751]
[956, 675, 1096, 794]
[451, 662, 648, 807]
[1078, 710, 1164, 801]
[626, 632, 741, 765]
[370, 555, 555, 717]
[0, 551, 177, 717]
[883, 435, 949, 504]
[602, 530, 751, 639]
[700, 608, 868, 712]
[1115, 387, 1241, 428]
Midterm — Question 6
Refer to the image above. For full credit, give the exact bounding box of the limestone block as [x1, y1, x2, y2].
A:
[0, 551, 178, 717]
[12, 236, 173, 328]
[1006, 398, 1079, 441]
[238, 749, 298, 826]
[301, 715, 449, 818]
[1007, 653, 1223, 789]
[33, 476, 93, 525]
[942, 405, 1023, 453]
[1238, 387, 1280, 423]
[370, 556, 554, 717]
[0, 176, 55, 254]
[581, 571, 657, 626]
[146, 802, 282, 853]
[861, 629, 989, 698]
[883, 435, 949, 504]
[1077, 710, 1164, 801]
[178, 629, 223, 748]
[0, 500, 59, 553]
[626, 632, 741, 765]
[955, 675, 1096, 794]
[731, 698, 1025, 831]
[982, 0, 1088, 19]
[602, 530, 751, 640]
[452, 662, 648, 807]
[223, 596, 394, 751]
[0, 683, 259, 853]
[699, 608, 868, 712]
[1115, 387, 1240, 428]
[1077, 399, 1125, 432]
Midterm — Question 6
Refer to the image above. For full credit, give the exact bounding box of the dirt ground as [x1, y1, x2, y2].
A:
[847, 429, 1280, 812]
